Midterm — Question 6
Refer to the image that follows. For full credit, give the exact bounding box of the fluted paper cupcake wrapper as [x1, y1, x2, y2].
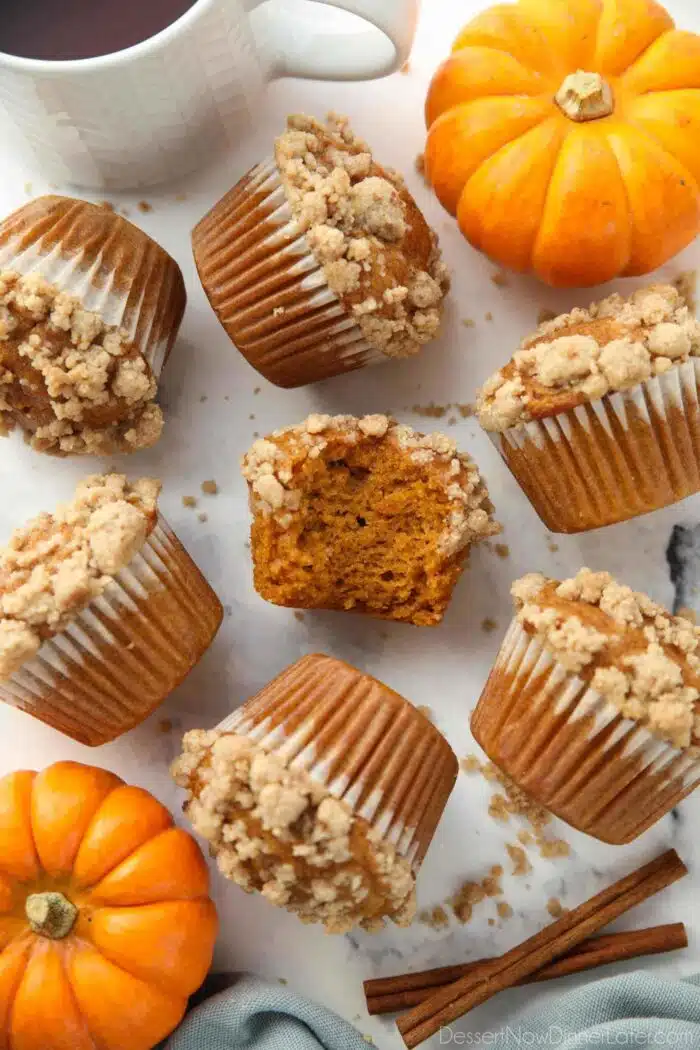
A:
[491, 358, 700, 533]
[471, 619, 700, 844]
[218, 654, 458, 869]
[0, 196, 186, 378]
[0, 516, 222, 746]
[192, 159, 384, 388]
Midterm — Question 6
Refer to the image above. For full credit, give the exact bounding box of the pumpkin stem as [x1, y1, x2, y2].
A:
[555, 71, 614, 122]
[25, 891, 78, 939]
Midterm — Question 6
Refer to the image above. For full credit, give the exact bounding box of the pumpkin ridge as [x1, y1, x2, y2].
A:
[53, 943, 102, 1050]
[2, 940, 32, 1045]
[614, 121, 700, 200]
[593, 0, 675, 77]
[459, 103, 558, 177]
[624, 99, 700, 186]
[600, 125, 637, 275]
[618, 29, 683, 91]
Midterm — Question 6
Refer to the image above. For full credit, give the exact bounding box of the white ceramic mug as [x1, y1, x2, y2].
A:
[0, 0, 418, 190]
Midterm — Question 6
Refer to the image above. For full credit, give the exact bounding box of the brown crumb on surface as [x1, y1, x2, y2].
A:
[419, 904, 449, 930]
[546, 536, 560, 553]
[137, 200, 153, 213]
[201, 480, 219, 495]
[417, 705, 434, 722]
[485, 312, 493, 322]
[451, 880, 486, 924]
[460, 754, 481, 774]
[253, 387, 261, 395]
[497, 901, 513, 919]
[506, 843, 531, 876]
[293, 611, 305, 622]
[457, 403, 475, 418]
[677, 606, 698, 624]
[400, 60, 411, 74]
[517, 829, 534, 846]
[547, 897, 565, 918]
[159, 718, 174, 734]
[175, 193, 188, 202]
[461, 319, 476, 329]
[198, 513, 208, 523]
[481, 874, 503, 898]
[412, 402, 447, 419]
[488, 917, 496, 926]
[182, 496, 197, 508]
[490, 864, 503, 878]
[537, 307, 558, 325]
[494, 543, 510, 559]
[99, 200, 115, 211]
[482, 617, 498, 633]
[447, 415, 457, 426]
[278, 977, 288, 986]
[539, 837, 571, 859]
[491, 272, 509, 288]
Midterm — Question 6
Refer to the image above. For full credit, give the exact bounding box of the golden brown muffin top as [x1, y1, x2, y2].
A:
[172, 728, 416, 933]
[0, 271, 163, 455]
[275, 113, 450, 359]
[242, 413, 500, 558]
[478, 285, 700, 432]
[0, 474, 160, 679]
[512, 569, 700, 749]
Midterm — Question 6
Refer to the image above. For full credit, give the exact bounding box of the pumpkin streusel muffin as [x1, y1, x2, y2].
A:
[0, 196, 186, 455]
[0, 474, 222, 745]
[172, 653, 458, 933]
[192, 113, 450, 388]
[242, 413, 500, 625]
[472, 569, 700, 844]
[477, 284, 700, 532]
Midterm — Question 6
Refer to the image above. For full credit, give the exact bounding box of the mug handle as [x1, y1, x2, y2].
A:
[247, 0, 418, 80]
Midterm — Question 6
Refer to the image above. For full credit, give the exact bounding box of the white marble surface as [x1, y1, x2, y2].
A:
[2, 2, 700, 1047]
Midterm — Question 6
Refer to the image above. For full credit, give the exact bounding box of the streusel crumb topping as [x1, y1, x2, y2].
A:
[242, 413, 499, 557]
[511, 569, 700, 749]
[478, 285, 700, 432]
[275, 114, 450, 359]
[0, 271, 163, 455]
[0, 474, 160, 678]
[172, 729, 416, 934]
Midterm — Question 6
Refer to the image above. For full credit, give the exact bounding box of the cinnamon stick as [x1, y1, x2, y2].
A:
[397, 849, 687, 1048]
[365, 923, 687, 1015]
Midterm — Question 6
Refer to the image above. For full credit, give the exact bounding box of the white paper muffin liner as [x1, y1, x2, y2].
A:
[490, 358, 700, 533]
[0, 196, 186, 378]
[0, 516, 222, 746]
[471, 619, 700, 844]
[217, 654, 457, 869]
[192, 159, 384, 388]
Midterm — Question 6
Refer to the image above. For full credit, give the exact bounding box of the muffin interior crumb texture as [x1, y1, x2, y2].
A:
[512, 569, 700, 748]
[172, 729, 416, 934]
[242, 413, 500, 626]
[0, 271, 163, 455]
[478, 284, 700, 432]
[276, 114, 450, 359]
[0, 474, 160, 678]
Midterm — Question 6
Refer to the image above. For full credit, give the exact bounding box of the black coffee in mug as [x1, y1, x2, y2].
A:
[0, 0, 197, 60]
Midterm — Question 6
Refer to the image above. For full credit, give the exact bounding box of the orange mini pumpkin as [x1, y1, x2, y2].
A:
[0, 761, 217, 1050]
[425, 0, 700, 287]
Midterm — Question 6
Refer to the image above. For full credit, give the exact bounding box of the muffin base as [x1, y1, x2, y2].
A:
[192, 159, 383, 388]
[493, 360, 700, 533]
[0, 517, 223, 745]
[219, 653, 458, 869]
[471, 620, 700, 844]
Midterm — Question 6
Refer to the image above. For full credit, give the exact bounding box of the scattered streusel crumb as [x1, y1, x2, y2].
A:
[198, 513, 208, 523]
[462, 318, 476, 329]
[488, 917, 496, 926]
[175, 193, 188, 202]
[482, 617, 498, 633]
[497, 901, 513, 920]
[547, 897, 565, 918]
[412, 402, 447, 418]
[517, 829, 534, 846]
[447, 415, 457, 426]
[278, 977, 288, 986]
[400, 61, 411, 74]
[201, 480, 219, 495]
[182, 496, 197, 508]
[419, 904, 449, 930]
[506, 843, 531, 876]
[676, 606, 698, 624]
[674, 270, 697, 314]
[491, 272, 509, 288]
[485, 312, 493, 322]
[546, 536, 560, 553]
[253, 387, 261, 395]
[417, 705, 434, 722]
[138, 200, 153, 213]
[159, 718, 174, 734]
[293, 611, 305, 622]
[457, 403, 475, 418]
[537, 307, 558, 326]
[494, 543, 510, 559]
[99, 200, 115, 211]
[460, 754, 481, 774]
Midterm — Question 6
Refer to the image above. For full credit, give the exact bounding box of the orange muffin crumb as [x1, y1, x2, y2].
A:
[242, 414, 499, 626]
